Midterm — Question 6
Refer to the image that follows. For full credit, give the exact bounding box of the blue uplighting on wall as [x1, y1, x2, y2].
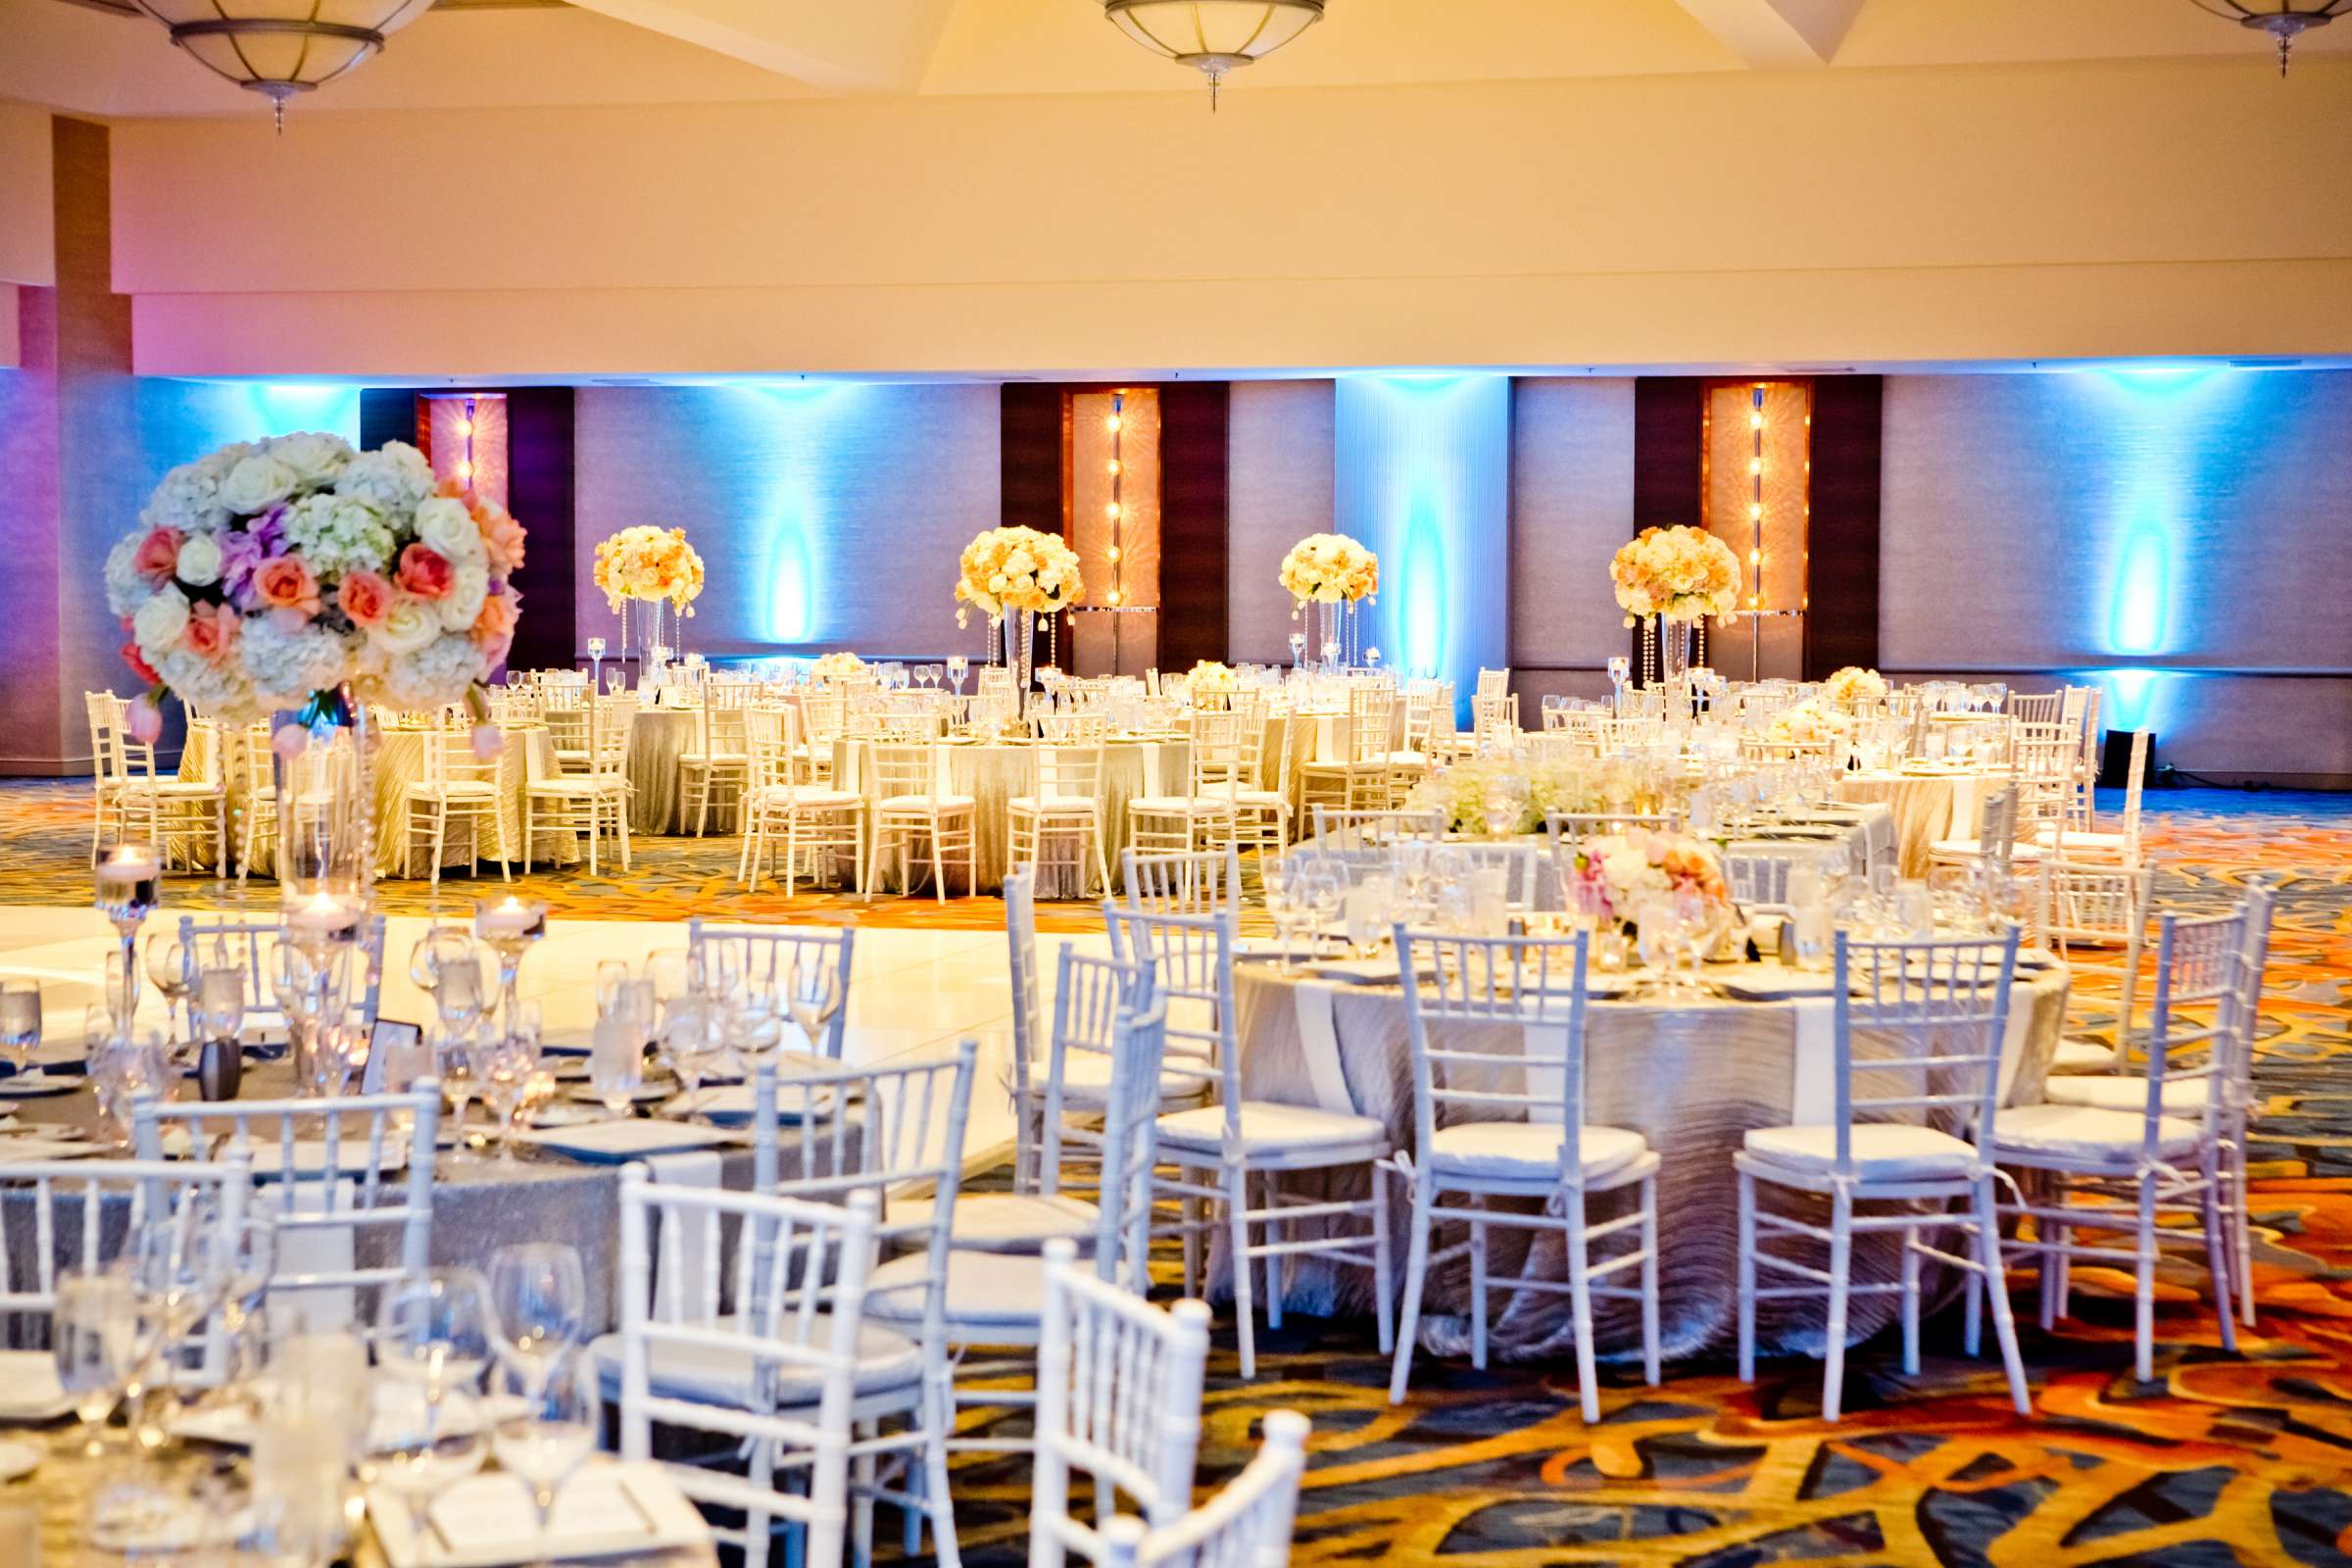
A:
[178, 381, 364, 446]
[1334, 375, 1510, 721]
[2108, 522, 2171, 657]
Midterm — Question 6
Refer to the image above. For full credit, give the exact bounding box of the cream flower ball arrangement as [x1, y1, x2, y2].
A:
[1608, 525, 1741, 628]
[810, 652, 868, 683]
[593, 525, 705, 617]
[1185, 660, 1238, 701]
[954, 526, 1084, 627]
[105, 432, 525, 738]
[1277, 532, 1379, 607]
[1823, 665, 1889, 708]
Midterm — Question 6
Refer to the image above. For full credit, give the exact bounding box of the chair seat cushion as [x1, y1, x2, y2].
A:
[1381, 751, 1429, 767]
[1155, 1101, 1388, 1155]
[1993, 1102, 2201, 1161]
[878, 795, 974, 812]
[2034, 827, 2132, 852]
[122, 780, 220, 798]
[677, 752, 748, 769]
[1022, 1049, 1205, 1105]
[864, 1250, 1046, 1330]
[901, 1193, 1099, 1252]
[1008, 795, 1098, 812]
[528, 777, 623, 797]
[1928, 838, 2043, 862]
[1428, 1121, 1647, 1182]
[757, 787, 862, 809]
[405, 781, 498, 800]
[586, 1314, 919, 1408]
[1742, 1123, 1980, 1180]
[2048, 1038, 2120, 1074]
[1129, 796, 1234, 815]
[2039, 1074, 2214, 1113]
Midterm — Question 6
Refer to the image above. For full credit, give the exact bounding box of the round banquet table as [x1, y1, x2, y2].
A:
[1220, 954, 2069, 1364]
[2, 1058, 823, 1340]
[624, 705, 702, 836]
[178, 724, 577, 880]
[1835, 767, 2001, 879]
[830, 735, 1190, 896]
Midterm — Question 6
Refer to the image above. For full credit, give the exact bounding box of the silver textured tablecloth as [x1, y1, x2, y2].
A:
[1222, 957, 2068, 1363]
[624, 707, 703, 835]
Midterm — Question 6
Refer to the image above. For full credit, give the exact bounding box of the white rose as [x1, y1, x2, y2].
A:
[264, 431, 353, 487]
[174, 532, 223, 588]
[413, 497, 486, 565]
[371, 598, 441, 657]
[219, 455, 299, 515]
[436, 563, 489, 631]
[133, 586, 191, 652]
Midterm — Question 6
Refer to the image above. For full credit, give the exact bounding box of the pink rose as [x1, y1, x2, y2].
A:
[133, 527, 183, 585]
[337, 569, 393, 629]
[470, 724, 502, 760]
[121, 641, 160, 685]
[272, 723, 310, 761]
[470, 591, 518, 661]
[181, 602, 237, 664]
[127, 695, 163, 746]
[396, 543, 454, 601]
[253, 557, 320, 622]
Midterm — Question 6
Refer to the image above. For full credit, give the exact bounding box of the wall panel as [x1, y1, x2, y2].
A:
[1227, 380, 1334, 665]
[1508, 377, 1635, 707]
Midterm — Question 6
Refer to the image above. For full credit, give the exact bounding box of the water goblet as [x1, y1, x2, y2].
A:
[368, 1380, 487, 1548]
[491, 1349, 599, 1568]
[375, 1267, 493, 1413]
[486, 1245, 586, 1401]
[55, 1271, 140, 1458]
[781, 957, 843, 1057]
[588, 1013, 644, 1119]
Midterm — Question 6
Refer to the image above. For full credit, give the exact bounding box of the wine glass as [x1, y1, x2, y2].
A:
[947, 654, 968, 696]
[477, 1038, 534, 1164]
[486, 1245, 585, 1400]
[376, 1268, 493, 1423]
[781, 956, 843, 1058]
[54, 1271, 141, 1458]
[142, 935, 193, 1046]
[1260, 861, 1300, 971]
[101, 947, 140, 1029]
[588, 1014, 643, 1120]
[129, 1216, 233, 1441]
[412, 930, 487, 1037]
[659, 1002, 721, 1123]
[491, 1349, 599, 1568]
[0, 979, 39, 1083]
[593, 958, 633, 1020]
[438, 1032, 482, 1162]
[368, 1380, 487, 1547]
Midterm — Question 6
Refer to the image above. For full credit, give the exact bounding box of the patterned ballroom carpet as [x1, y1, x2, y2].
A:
[7, 779, 2352, 1563]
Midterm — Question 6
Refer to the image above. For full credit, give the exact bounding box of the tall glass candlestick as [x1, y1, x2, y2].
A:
[94, 843, 161, 1026]
[474, 896, 548, 1039]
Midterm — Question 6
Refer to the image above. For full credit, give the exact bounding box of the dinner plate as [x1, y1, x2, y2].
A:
[0, 1438, 38, 1482]
[514, 1118, 738, 1163]
[0, 1350, 74, 1422]
[369, 1459, 710, 1568]
[246, 1137, 410, 1179]
[0, 1071, 87, 1099]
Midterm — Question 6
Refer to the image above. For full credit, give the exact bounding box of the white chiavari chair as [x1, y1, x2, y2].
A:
[177, 911, 388, 1041]
[1010, 738, 1113, 899]
[684, 918, 855, 1059]
[2037, 727, 2147, 865]
[613, 1175, 878, 1568]
[1440, 841, 1542, 914]
[401, 722, 512, 886]
[1125, 906, 1393, 1380]
[2004, 691, 2064, 725]
[1721, 842, 1806, 917]
[1475, 667, 1511, 700]
[1095, 1409, 1310, 1568]
[523, 694, 636, 873]
[1996, 894, 2265, 1378]
[679, 692, 752, 837]
[0, 1154, 253, 1332]
[1927, 783, 2025, 877]
[1128, 711, 1243, 858]
[1028, 1236, 1213, 1568]
[85, 691, 128, 855]
[1309, 807, 1446, 852]
[864, 742, 978, 905]
[104, 696, 228, 874]
[1219, 692, 1293, 855]
[1735, 929, 2030, 1421]
[228, 718, 278, 886]
[1119, 845, 1245, 923]
[739, 706, 868, 895]
[133, 1083, 440, 1323]
[2035, 859, 2156, 1075]
[1388, 929, 1658, 1413]
[1297, 685, 1397, 818]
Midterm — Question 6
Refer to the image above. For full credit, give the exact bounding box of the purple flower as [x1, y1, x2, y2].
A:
[218, 507, 288, 609]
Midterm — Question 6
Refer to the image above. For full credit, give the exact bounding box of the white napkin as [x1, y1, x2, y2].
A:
[1788, 998, 1838, 1125]
[1520, 1024, 1567, 1126]
[646, 1150, 723, 1324]
[1288, 983, 1359, 1116]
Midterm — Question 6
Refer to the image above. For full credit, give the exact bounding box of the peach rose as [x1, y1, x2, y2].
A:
[182, 602, 237, 664]
[253, 557, 320, 622]
[474, 504, 525, 573]
[337, 569, 393, 629]
[470, 591, 517, 658]
[396, 543, 453, 601]
[133, 526, 183, 585]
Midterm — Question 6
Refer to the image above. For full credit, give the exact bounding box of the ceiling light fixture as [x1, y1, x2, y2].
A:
[2191, 0, 2350, 75]
[127, 0, 433, 129]
[1101, 0, 1325, 110]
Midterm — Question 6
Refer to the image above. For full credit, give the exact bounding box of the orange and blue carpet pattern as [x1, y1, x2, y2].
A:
[7, 780, 2352, 1562]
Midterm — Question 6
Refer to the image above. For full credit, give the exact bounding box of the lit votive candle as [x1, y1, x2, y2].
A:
[286, 892, 362, 939]
[474, 897, 546, 941]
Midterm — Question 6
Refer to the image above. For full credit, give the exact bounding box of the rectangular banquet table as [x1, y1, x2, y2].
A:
[1219, 954, 2069, 1365]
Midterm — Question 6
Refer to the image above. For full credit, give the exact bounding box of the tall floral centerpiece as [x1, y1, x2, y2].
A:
[106, 433, 525, 1087]
[1822, 665, 1888, 711]
[955, 526, 1084, 716]
[593, 525, 704, 667]
[1278, 532, 1378, 670]
[1608, 525, 1740, 686]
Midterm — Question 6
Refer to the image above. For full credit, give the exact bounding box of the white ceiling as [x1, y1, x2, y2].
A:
[5, 0, 2347, 118]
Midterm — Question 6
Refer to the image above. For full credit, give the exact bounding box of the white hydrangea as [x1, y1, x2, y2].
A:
[281, 492, 395, 581]
[376, 634, 485, 710]
[332, 441, 435, 514]
[263, 431, 355, 488]
[239, 614, 352, 708]
[153, 645, 256, 722]
[138, 445, 256, 536]
[104, 536, 153, 618]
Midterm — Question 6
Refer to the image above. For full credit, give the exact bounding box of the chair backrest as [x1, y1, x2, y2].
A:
[1121, 845, 1244, 919]
[1437, 841, 1541, 911]
[1972, 784, 2019, 872]
[616, 1175, 876, 1568]
[684, 918, 855, 1059]
[422, 724, 500, 791]
[0, 1154, 252, 1325]
[1030, 1236, 1212, 1564]
[1311, 808, 1445, 851]
[1828, 930, 2021, 1173]
[2134, 899, 2260, 1154]
[1471, 692, 1517, 740]
[1033, 948, 1163, 1203]
[868, 742, 942, 804]
[132, 1085, 439, 1312]
[1188, 710, 1250, 796]
[177, 912, 387, 1034]
[1343, 683, 1395, 765]
[1117, 907, 1242, 1127]
[1036, 710, 1109, 745]
[2005, 691, 2063, 725]
[1100, 1409, 1310, 1568]
[1721, 843, 1804, 912]
[1034, 741, 1104, 802]
[744, 704, 804, 793]
[1476, 667, 1510, 699]
[1396, 931, 1591, 1171]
